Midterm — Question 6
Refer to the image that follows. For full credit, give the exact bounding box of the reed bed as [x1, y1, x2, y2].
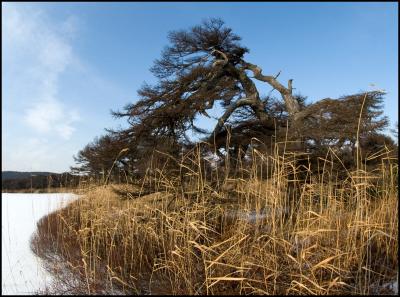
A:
[31, 144, 398, 295]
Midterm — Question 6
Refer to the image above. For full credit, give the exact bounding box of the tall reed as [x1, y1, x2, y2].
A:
[31, 141, 398, 295]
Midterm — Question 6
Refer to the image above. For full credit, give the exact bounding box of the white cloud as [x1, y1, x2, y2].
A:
[24, 99, 79, 139]
[25, 100, 62, 133]
[56, 110, 80, 140]
[3, 3, 79, 140]
[2, 4, 130, 172]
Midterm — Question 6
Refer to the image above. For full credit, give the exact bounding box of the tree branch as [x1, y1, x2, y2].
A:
[211, 48, 229, 67]
[241, 61, 300, 117]
[208, 95, 256, 142]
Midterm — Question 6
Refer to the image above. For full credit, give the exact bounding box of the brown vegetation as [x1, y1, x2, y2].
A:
[31, 144, 398, 295]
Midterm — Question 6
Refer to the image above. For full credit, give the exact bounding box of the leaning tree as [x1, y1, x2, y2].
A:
[75, 18, 390, 182]
[111, 18, 302, 155]
[111, 19, 388, 166]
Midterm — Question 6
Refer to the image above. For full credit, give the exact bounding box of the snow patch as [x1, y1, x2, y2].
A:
[226, 207, 288, 223]
[2, 193, 77, 295]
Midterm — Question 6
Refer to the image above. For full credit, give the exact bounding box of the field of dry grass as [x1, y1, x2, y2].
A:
[31, 145, 398, 295]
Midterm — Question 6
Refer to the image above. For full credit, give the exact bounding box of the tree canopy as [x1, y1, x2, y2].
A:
[72, 18, 392, 179]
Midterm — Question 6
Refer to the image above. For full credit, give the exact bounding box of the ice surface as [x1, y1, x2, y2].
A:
[2, 193, 77, 295]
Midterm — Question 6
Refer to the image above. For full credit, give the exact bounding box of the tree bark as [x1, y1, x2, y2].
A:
[241, 61, 301, 119]
[208, 96, 256, 142]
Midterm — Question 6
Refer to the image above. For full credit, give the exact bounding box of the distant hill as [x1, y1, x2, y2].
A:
[2, 171, 56, 181]
[2, 171, 80, 191]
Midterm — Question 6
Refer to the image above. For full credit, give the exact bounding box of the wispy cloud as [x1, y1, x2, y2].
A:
[3, 4, 132, 172]
[3, 4, 80, 140]
[25, 101, 80, 139]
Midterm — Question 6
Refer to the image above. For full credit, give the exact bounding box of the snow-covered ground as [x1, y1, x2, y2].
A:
[2, 193, 77, 295]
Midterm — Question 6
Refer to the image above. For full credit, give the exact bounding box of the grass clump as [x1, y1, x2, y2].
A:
[31, 144, 398, 295]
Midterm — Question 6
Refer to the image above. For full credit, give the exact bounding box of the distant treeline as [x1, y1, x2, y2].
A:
[2, 172, 81, 191]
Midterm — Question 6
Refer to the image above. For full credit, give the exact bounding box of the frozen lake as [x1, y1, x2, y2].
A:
[2, 193, 77, 295]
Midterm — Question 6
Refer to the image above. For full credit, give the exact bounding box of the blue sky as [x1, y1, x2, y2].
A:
[2, 2, 398, 172]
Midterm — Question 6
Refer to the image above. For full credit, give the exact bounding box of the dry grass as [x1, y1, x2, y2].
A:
[31, 144, 398, 295]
